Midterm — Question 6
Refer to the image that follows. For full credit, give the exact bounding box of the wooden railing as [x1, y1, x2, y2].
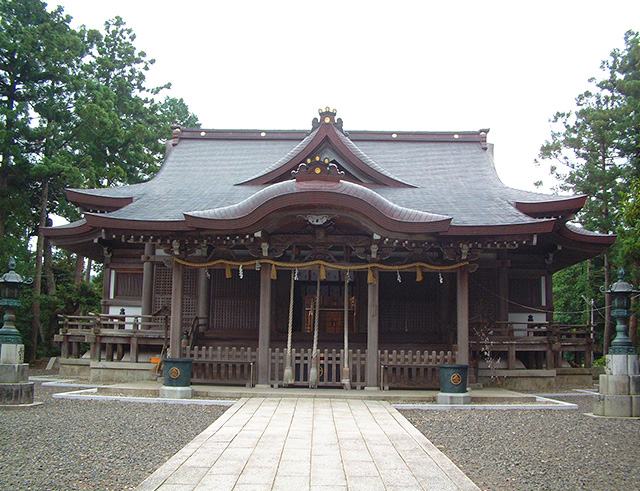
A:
[470, 321, 593, 368]
[55, 313, 168, 362]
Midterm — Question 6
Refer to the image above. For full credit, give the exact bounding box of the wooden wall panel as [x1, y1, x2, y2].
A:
[114, 271, 143, 298]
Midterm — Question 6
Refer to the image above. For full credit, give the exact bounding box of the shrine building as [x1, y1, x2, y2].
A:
[44, 108, 614, 390]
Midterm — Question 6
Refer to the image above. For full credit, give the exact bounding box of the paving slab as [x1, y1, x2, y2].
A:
[136, 397, 479, 490]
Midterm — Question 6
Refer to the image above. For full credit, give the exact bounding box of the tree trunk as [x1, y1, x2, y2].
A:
[84, 258, 92, 283]
[630, 296, 638, 348]
[44, 237, 56, 295]
[31, 180, 49, 362]
[74, 255, 84, 286]
[603, 252, 611, 354]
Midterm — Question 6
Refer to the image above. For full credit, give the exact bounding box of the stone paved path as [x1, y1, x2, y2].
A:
[136, 398, 479, 491]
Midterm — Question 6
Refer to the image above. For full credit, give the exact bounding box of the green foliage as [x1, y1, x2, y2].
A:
[541, 31, 640, 352]
[0, 0, 199, 359]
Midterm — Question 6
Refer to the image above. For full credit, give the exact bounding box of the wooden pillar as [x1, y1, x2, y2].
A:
[257, 265, 272, 386]
[169, 259, 184, 358]
[101, 266, 111, 314]
[545, 272, 553, 322]
[366, 270, 379, 389]
[197, 268, 210, 332]
[456, 266, 469, 365]
[141, 242, 155, 317]
[498, 261, 509, 322]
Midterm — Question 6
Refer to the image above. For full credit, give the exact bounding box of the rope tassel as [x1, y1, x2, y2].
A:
[271, 264, 277, 280]
[367, 268, 376, 284]
[319, 264, 327, 281]
[416, 266, 423, 282]
[225, 264, 232, 279]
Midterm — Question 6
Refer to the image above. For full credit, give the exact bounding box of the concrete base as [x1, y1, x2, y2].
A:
[606, 354, 639, 376]
[595, 369, 640, 417]
[364, 386, 380, 391]
[0, 344, 25, 364]
[437, 392, 471, 404]
[89, 361, 157, 383]
[159, 385, 192, 399]
[0, 381, 34, 405]
[59, 358, 90, 379]
[0, 363, 28, 383]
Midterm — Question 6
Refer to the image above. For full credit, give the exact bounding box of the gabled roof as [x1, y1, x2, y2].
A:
[49, 108, 611, 242]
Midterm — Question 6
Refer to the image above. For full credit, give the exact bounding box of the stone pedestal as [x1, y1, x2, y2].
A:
[159, 385, 192, 399]
[0, 343, 35, 406]
[593, 354, 640, 417]
[437, 392, 472, 404]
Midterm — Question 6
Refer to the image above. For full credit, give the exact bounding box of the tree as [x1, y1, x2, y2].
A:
[539, 30, 640, 353]
[1, 2, 200, 359]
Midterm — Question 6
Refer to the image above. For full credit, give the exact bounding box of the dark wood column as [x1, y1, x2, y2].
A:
[141, 242, 155, 316]
[366, 270, 379, 389]
[197, 268, 210, 332]
[456, 266, 469, 365]
[169, 259, 184, 358]
[257, 264, 272, 386]
[498, 259, 509, 322]
[545, 272, 553, 322]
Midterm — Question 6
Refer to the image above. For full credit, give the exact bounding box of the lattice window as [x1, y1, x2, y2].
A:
[182, 268, 197, 329]
[209, 269, 259, 330]
[470, 269, 499, 322]
[152, 263, 172, 314]
[152, 263, 199, 329]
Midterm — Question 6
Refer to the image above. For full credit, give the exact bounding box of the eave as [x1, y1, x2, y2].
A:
[66, 189, 134, 212]
[514, 195, 587, 218]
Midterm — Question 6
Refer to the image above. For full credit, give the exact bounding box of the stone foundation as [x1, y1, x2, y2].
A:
[479, 368, 593, 391]
[59, 358, 90, 379]
[594, 354, 640, 418]
[88, 361, 158, 383]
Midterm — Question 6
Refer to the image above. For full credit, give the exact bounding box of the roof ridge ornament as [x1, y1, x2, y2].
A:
[291, 156, 345, 182]
[310, 107, 346, 135]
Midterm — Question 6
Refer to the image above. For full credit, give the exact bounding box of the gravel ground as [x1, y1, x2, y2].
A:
[0, 381, 228, 490]
[402, 395, 640, 491]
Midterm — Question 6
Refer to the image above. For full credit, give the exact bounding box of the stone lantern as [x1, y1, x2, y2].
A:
[594, 269, 639, 417]
[607, 268, 638, 354]
[0, 258, 36, 406]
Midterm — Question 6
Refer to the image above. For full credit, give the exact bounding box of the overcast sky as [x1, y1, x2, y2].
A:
[52, 0, 639, 193]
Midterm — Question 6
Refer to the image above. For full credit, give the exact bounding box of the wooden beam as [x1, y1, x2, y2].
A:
[456, 266, 469, 365]
[169, 259, 184, 358]
[366, 270, 379, 389]
[257, 264, 272, 386]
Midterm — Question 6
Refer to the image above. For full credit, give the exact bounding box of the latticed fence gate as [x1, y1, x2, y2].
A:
[269, 348, 367, 389]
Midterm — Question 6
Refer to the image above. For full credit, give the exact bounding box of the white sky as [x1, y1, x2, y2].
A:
[51, 0, 640, 193]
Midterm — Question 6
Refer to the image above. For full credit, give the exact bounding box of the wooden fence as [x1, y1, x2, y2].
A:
[183, 346, 454, 389]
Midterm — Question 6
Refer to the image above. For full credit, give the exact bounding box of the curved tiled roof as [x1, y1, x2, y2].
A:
[58, 115, 598, 236]
[185, 180, 451, 234]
